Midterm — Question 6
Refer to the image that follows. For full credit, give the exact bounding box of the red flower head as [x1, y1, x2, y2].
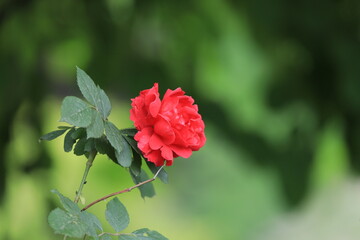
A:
[130, 83, 206, 166]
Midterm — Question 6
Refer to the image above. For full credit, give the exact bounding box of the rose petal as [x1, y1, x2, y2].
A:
[170, 145, 192, 158]
[130, 84, 160, 130]
[144, 83, 161, 117]
[178, 95, 194, 106]
[149, 134, 163, 150]
[160, 97, 178, 114]
[172, 128, 188, 146]
[135, 128, 153, 154]
[130, 96, 145, 129]
[165, 159, 173, 166]
[145, 150, 165, 167]
[160, 146, 173, 160]
[163, 87, 185, 99]
[149, 97, 161, 117]
[154, 117, 175, 144]
[161, 88, 185, 113]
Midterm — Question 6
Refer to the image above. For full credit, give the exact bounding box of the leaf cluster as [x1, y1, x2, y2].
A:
[49, 190, 168, 240]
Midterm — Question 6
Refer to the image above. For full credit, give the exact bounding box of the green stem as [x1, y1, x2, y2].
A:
[74, 150, 97, 203]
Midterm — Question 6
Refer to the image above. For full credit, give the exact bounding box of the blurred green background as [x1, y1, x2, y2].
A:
[1, 0, 360, 239]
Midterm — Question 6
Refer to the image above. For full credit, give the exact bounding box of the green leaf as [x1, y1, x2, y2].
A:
[74, 137, 87, 156]
[71, 127, 87, 140]
[130, 170, 155, 199]
[80, 211, 102, 239]
[94, 138, 118, 163]
[39, 129, 67, 141]
[105, 197, 130, 232]
[82, 211, 102, 231]
[76, 67, 99, 106]
[100, 235, 113, 240]
[115, 136, 133, 167]
[123, 135, 142, 156]
[58, 126, 72, 130]
[51, 189, 80, 213]
[64, 128, 76, 152]
[84, 138, 95, 152]
[76, 67, 111, 119]
[48, 208, 86, 238]
[97, 87, 112, 119]
[120, 128, 138, 137]
[49, 190, 104, 239]
[95, 137, 113, 154]
[146, 230, 168, 240]
[130, 228, 169, 240]
[146, 161, 168, 184]
[60, 96, 94, 127]
[105, 121, 123, 153]
[130, 149, 142, 176]
[132, 228, 150, 235]
[87, 111, 105, 139]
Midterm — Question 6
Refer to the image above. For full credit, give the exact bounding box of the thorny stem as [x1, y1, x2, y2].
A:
[69, 151, 97, 240]
[81, 166, 164, 212]
[74, 150, 97, 203]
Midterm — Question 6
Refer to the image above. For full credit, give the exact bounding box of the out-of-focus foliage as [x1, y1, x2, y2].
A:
[0, 0, 360, 239]
[256, 179, 360, 240]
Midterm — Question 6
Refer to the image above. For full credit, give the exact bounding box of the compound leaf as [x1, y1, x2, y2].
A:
[48, 208, 86, 238]
[74, 137, 87, 156]
[51, 189, 80, 213]
[115, 136, 133, 167]
[64, 128, 76, 152]
[97, 87, 111, 119]
[40, 129, 67, 141]
[105, 121, 123, 153]
[60, 96, 93, 127]
[80, 211, 102, 239]
[87, 111, 104, 139]
[105, 197, 130, 232]
[76, 67, 111, 119]
[129, 149, 142, 176]
[76, 67, 99, 106]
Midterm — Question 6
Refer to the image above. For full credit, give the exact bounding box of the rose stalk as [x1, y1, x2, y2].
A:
[43, 68, 206, 239]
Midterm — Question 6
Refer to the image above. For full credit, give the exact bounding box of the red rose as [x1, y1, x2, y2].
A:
[130, 83, 206, 166]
